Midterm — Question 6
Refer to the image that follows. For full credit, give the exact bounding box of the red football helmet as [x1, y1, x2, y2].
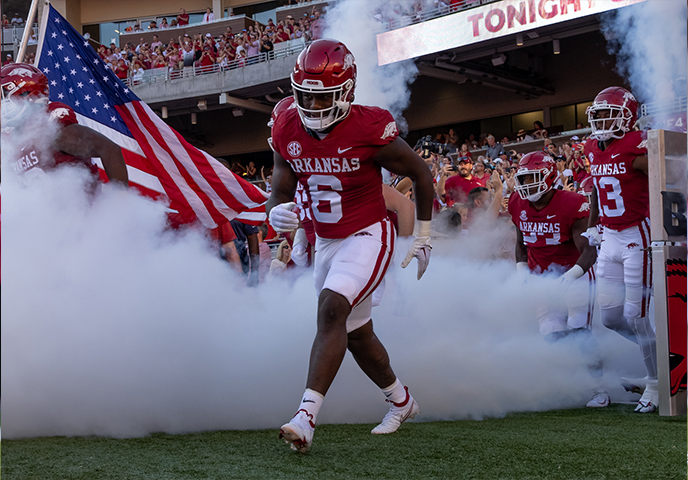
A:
[586, 86, 639, 141]
[291, 39, 356, 131]
[578, 176, 594, 201]
[514, 151, 557, 202]
[1, 62, 49, 124]
[267, 96, 295, 128]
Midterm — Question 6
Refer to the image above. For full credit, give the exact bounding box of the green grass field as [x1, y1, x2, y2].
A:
[1, 405, 685, 480]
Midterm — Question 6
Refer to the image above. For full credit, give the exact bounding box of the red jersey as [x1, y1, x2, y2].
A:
[8, 102, 97, 178]
[444, 175, 482, 206]
[584, 130, 649, 230]
[272, 105, 399, 239]
[508, 189, 590, 273]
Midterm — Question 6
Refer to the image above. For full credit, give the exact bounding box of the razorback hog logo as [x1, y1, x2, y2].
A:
[626, 242, 640, 249]
[380, 121, 398, 140]
[50, 107, 71, 120]
[8, 67, 35, 78]
[579, 202, 590, 212]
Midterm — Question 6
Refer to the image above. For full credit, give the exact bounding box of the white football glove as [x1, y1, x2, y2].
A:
[401, 220, 432, 280]
[581, 227, 602, 247]
[290, 228, 309, 267]
[550, 264, 585, 300]
[268, 202, 299, 232]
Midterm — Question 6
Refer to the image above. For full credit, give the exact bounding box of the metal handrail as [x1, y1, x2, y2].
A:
[383, 0, 500, 31]
[124, 41, 306, 88]
[639, 96, 688, 117]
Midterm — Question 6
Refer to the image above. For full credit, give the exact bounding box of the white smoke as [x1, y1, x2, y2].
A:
[321, 0, 419, 133]
[1, 160, 644, 439]
[600, 0, 687, 105]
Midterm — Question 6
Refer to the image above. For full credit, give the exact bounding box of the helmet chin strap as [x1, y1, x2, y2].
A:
[526, 190, 544, 202]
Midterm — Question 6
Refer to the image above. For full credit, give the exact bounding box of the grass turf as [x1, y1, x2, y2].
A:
[1, 405, 685, 480]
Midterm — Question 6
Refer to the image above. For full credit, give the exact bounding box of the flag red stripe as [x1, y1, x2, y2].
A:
[128, 102, 229, 225]
[115, 104, 211, 225]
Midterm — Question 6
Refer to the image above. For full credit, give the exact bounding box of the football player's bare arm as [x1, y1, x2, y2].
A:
[587, 186, 599, 228]
[265, 151, 298, 215]
[514, 229, 528, 264]
[571, 216, 597, 272]
[56, 124, 129, 186]
[631, 154, 648, 175]
[381, 183, 415, 237]
[374, 138, 433, 221]
[221, 241, 243, 273]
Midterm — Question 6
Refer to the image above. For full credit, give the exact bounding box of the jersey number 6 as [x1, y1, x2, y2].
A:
[307, 175, 343, 223]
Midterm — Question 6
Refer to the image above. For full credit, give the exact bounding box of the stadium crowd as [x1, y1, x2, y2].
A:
[98, 7, 325, 82]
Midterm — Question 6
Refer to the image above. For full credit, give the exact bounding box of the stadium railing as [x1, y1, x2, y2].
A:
[124, 38, 306, 88]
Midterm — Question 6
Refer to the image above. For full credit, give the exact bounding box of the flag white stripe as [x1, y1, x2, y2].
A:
[123, 103, 217, 227]
[93, 158, 165, 193]
[138, 103, 243, 220]
[236, 211, 269, 222]
[75, 112, 145, 156]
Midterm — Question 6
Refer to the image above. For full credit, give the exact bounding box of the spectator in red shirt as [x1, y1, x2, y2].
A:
[3, 54, 14, 66]
[115, 58, 129, 79]
[472, 158, 490, 187]
[439, 156, 483, 207]
[275, 25, 290, 43]
[177, 8, 190, 26]
[199, 45, 215, 68]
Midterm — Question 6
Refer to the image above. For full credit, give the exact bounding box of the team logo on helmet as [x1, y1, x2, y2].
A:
[7, 67, 35, 78]
[287, 141, 302, 157]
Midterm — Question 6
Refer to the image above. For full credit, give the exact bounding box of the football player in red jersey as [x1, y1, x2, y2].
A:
[1, 63, 128, 186]
[508, 151, 609, 407]
[584, 86, 657, 413]
[266, 39, 434, 452]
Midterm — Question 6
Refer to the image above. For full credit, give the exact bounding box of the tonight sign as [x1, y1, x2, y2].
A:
[376, 0, 648, 65]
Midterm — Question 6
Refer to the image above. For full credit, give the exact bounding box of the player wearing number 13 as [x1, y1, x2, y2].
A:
[266, 39, 434, 452]
[584, 86, 657, 413]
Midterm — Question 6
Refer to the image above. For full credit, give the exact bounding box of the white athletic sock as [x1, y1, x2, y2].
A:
[381, 378, 407, 405]
[296, 389, 324, 425]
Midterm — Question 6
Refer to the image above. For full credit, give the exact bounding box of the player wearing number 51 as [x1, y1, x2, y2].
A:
[584, 86, 657, 413]
[266, 39, 434, 453]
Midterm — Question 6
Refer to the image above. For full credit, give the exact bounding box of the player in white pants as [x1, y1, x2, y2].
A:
[584, 86, 656, 413]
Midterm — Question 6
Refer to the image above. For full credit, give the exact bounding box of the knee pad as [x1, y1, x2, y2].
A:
[600, 305, 626, 331]
[623, 285, 643, 321]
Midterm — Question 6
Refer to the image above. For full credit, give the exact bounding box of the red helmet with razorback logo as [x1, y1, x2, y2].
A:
[291, 38, 356, 131]
[1, 62, 50, 124]
[586, 86, 639, 141]
[578, 176, 594, 201]
[514, 151, 557, 202]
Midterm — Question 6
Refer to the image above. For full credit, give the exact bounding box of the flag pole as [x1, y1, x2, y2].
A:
[32, 1, 52, 66]
[16, 0, 45, 63]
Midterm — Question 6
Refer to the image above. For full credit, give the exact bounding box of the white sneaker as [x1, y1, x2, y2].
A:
[634, 380, 658, 413]
[586, 390, 611, 408]
[371, 386, 420, 434]
[279, 409, 315, 453]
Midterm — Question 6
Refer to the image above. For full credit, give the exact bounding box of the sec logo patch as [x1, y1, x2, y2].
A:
[287, 141, 302, 157]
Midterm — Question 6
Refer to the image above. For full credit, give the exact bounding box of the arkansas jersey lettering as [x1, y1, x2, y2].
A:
[286, 157, 360, 174]
[519, 221, 562, 234]
[590, 163, 627, 176]
[272, 104, 398, 239]
[585, 130, 649, 230]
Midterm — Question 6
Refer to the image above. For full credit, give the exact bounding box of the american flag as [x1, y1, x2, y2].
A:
[35, 4, 268, 227]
